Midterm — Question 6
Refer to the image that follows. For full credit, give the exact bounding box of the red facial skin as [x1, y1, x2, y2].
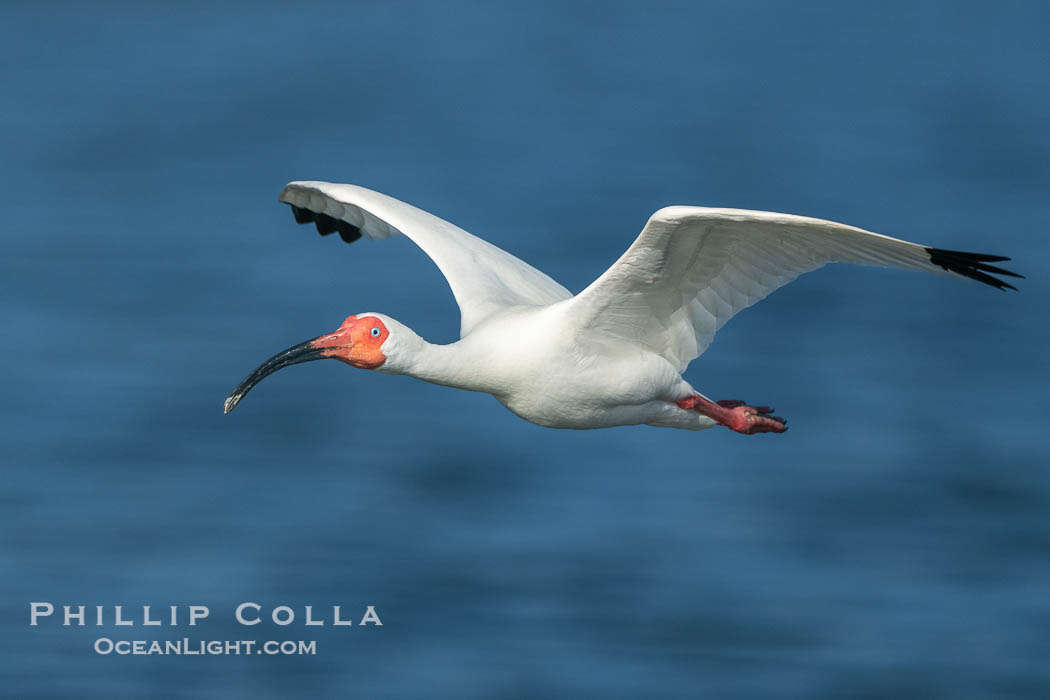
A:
[310, 315, 389, 369]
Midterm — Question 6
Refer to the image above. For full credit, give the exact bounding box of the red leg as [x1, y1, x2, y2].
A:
[677, 395, 788, 435]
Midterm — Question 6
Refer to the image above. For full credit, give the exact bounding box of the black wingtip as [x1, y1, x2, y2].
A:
[314, 213, 340, 235]
[925, 247, 1023, 291]
[290, 205, 315, 224]
[336, 219, 363, 244]
[286, 203, 362, 245]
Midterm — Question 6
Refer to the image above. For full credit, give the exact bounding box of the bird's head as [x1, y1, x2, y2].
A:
[223, 312, 418, 413]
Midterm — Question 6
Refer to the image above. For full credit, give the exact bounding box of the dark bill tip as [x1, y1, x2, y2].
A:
[223, 338, 330, 414]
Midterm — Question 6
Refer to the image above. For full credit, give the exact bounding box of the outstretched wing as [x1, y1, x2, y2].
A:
[279, 181, 571, 336]
[564, 206, 1020, 372]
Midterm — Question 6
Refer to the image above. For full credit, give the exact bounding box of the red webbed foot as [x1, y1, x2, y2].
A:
[677, 395, 788, 435]
[722, 403, 788, 434]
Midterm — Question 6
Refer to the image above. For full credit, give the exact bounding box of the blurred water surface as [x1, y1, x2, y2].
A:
[2, 2, 1049, 698]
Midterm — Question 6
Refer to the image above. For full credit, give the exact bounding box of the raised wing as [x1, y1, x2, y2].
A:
[279, 182, 571, 336]
[565, 206, 1020, 372]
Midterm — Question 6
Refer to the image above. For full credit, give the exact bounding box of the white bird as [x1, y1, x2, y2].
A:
[224, 181, 1020, 434]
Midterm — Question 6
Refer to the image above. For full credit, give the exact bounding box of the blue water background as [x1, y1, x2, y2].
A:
[3, 2, 1049, 697]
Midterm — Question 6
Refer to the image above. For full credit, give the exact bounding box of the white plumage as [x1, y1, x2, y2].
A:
[225, 181, 1019, 434]
[279, 182, 571, 336]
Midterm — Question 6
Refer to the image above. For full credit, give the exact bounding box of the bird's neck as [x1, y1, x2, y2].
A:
[394, 337, 495, 394]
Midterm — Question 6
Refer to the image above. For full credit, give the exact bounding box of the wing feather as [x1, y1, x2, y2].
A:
[565, 206, 1020, 371]
[278, 181, 571, 336]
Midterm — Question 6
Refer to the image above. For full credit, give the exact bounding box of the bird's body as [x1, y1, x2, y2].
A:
[388, 304, 702, 430]
[224, 181, 1019, 434]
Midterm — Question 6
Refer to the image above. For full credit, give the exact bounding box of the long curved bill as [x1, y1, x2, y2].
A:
[224, 337, 332, 413]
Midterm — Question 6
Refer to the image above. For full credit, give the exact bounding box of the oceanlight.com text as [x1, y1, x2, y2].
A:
[93, 638, 317, 656]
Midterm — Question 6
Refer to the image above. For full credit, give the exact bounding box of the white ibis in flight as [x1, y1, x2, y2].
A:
[224, 182, 1019, 435]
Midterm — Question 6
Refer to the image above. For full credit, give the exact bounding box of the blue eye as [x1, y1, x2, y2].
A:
[370, 327, 381, 338]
